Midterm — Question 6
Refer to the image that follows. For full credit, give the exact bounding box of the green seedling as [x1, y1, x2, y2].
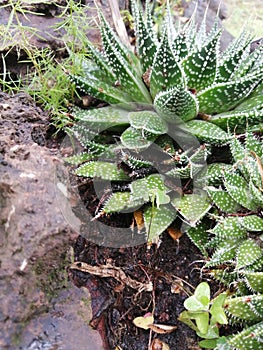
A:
[179, 282, 227, 348]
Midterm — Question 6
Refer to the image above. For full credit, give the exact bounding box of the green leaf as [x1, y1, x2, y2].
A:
[206, 187, 240, 213]
[178, 311, 199, 332]
[182, 31, 221, 91]
[229, 137, 249, 178]
[65, 152, 93, 165]
[75, 161, 129, 181]
[184, 282, 210, 312]
[73, 105, 125, 122]
[250, 79, 263, 98]
[224, 295, 263, 322]
[154, 86, 198, 123]
[83, 43, 116, 79]
[240, 215, 263, 231]
[143, 204, 177, 243]
[197, 323, 219, 340]
[171, 191, 211, 226]
[245, 132, 263, 157]
[155, 190, 170, 207]
[228, 321, 263, 350]
[236, 239, 263, 270]
[172, 31, 188, 60]
[128, 110, 168, 134]
[102, 192, 144, 213]
[206, 217, 247, 249]
[206, 241, 238, 267]
[70, 125, 101, 147]
[120, 151, 153, 169]
[73, 106, 129, 130]
[209, 107, 263, 132]
[249, 180, 263, 207]
[131, 0, 157, 73]
[120, 126, 157, 150]
[216, 34, 251, 83]
[150, 28, 185, 98]
[198, 339, 218, 349]
[186, 221, 210, 256]
[234, 94, 263, 111]
[130, 174, 169, 203]
[210, 293, 228, 325]
[235, 41, 263, 78]
[214, 336, 232, 350]
[166, 165, 192, 179]
[197, 163, 233, 187]
[166, 145, 209, 179]
[99, 11, 151, 103]
[195, 312, 210, 335]
[98, 10, 138, 69]
[197, 71, 263, 114]
[246, 156, 263, 190]
[223, 172, 257, 210]
[68, 73, 133, 104]
[184, 120, 231, 145]
[243, 272, 263, 293]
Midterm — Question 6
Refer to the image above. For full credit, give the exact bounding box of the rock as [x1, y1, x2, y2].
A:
[0, 0, 122, 76]
[0, 92, 102, 348]
[182, 0, 234, 51]
[250, 38, 263, 52]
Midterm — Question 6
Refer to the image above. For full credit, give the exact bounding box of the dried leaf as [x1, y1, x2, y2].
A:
[167, 227, 183, 241]
[150, 338, 170, 350]
[171, 280, 184, 294]
[148, 323, 177, 334]
[133, 209, 144, 233]
[133, 314, 154, 330]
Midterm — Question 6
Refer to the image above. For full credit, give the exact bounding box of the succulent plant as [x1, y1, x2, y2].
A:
[185, 133, 263, 349]
[225, 320, 263, 350]
[64, 0, 263, 243]
[62, 1, 263, 347]
[202, 134, 263, 271]
[218, 294, 263, 350]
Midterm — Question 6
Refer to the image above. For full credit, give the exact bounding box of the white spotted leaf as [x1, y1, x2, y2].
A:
[143, 204, 177, 243]
[128, 110, 168, 135]
[171, 191, 211, 226]
[154, 86, 198, 123]
[223, 172, 258, 210]
[236, 239, 263, 270]
[75, 161, 129, 181]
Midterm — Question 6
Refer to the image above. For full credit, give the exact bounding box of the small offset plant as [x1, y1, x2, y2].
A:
[65, 0, 263, 243]
[180, 281, 263, 349]
[179, 282, 228, 349]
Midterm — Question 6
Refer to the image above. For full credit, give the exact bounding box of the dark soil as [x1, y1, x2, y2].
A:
[69, 231, 204, 350]
[64, 178, 209, 350]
